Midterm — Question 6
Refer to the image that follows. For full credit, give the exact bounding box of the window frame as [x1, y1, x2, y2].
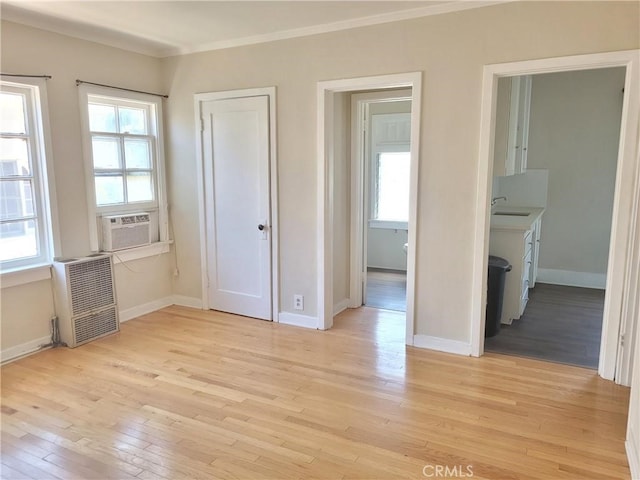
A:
[0, 78, 59, 272]
[78, 85, 168, 252]
[369, 144, 411, 231]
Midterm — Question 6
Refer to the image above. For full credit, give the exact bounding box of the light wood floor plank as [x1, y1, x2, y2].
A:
[0, 305, 630, 479]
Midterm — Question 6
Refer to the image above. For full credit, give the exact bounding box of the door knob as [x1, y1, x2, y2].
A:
[258, 224, 265, 231]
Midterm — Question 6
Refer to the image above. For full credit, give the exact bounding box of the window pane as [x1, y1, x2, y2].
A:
[118, 107, 146, 134]
[0, 138, 31, 176]
[0, 219, 37, 261]
[126, 172, 153, 203]
[0, 179, 35, 220]
[92, 137, 121, 169]
[89, 104, 117, 132]
[124, 139, 151, 169]
[95, 175, 124, 205]
[376, 152, 410, 222]
[0, 92, 26, 134]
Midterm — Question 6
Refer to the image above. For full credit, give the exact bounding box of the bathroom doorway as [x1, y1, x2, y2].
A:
[352, 90, 411, 313]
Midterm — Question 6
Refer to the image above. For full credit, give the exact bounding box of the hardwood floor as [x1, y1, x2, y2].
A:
[1, 306, 631, 479]
[365, 269, 406, 311]
[485, 283, 604, 369]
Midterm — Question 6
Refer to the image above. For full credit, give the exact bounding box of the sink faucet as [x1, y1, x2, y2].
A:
[491, 196, 507, 206]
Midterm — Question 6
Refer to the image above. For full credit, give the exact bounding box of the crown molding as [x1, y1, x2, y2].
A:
[3, 1, 510, 59]
[163, 1, 508, 57]
[1, 3, 170, 57]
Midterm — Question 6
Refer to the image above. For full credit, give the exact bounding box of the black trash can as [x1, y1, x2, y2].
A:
[485, 255, 512, 337]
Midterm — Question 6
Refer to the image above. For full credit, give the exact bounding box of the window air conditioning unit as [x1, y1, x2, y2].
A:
[102, 212, 151, 251]
[52, 254, 119, 348]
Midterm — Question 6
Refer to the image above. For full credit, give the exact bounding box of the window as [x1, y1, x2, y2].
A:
[369, 112, 411, 229]
[372, 151, 411, 223]
[86, 95, 157, 209]
[79, 85, 167, 251]
[0, 80, 56, 271]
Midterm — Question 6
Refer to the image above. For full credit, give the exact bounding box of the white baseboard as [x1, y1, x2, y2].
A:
[278, 312, 318, 329]
[1, 335, 51, 364]
[2, 295, 203, 364]
[412, 334, 472, 356]
[627, 436, 640, 480]
[536, 268, 606, 289]
[333, 298, 350, 316]
[171, 295, 204, 309]
[119, 296, 174, 323]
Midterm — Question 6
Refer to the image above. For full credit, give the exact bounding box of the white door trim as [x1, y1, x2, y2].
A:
[317, 72, 422, 344]
[471, 50, 640, 384]
[194, 87, 279, 321]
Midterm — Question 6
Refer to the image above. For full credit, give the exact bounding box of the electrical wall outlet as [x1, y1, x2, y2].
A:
[294, 294, 304, 311]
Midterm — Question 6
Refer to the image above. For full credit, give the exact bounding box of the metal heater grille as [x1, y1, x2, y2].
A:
[74, 306, 118, 346]
[68, 256, 115, 316]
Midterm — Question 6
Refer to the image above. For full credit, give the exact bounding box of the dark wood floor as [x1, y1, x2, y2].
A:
[484, 283, 604, 369]
[365, 269, 406, 311]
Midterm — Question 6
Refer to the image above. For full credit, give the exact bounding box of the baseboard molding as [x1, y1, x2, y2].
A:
[627, 436, 640, 480]
[2, 295, 204, 364]
[537, 268, 606, 289]
[413, 334, 472, 356]
[333, 298, 350, 316]
[171, 295, 204, 309]
[119, 296, 174, 323]
[278, 312, 318, 329]
[1, 335, 51, 364]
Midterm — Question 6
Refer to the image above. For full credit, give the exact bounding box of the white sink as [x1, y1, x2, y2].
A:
[494, 211, 530, 217]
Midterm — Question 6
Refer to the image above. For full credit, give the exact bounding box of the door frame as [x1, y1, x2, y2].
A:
[470, 50, 640, 383]
[317, 72, 421, 343]
[350, 90, 413, 310]
[194, 87, 279, 320]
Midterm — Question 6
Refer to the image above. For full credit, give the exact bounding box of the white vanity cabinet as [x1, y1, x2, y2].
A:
[493, 75, 532, 177]
[489, 207, 544, 324]
[489, 228, 534, 324]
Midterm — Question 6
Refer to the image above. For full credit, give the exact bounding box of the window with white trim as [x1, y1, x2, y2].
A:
[0, 79, 56, 271]
[78, 86, 168, 251]
[372, 151, 411, 223]
[369, 112, 411, 230]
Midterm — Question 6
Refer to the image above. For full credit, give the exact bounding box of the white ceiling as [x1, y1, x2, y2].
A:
[1, 1, 500, 57]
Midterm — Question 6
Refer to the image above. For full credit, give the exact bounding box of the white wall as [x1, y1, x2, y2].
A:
[527, 67, 626, 277]
[0, 21, 173, 357]
[367, 228, 408, 270]
[161, 1, 639, 342]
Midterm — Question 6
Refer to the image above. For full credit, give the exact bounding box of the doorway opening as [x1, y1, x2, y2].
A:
[484, 68, 625, 369]
[317, 72, 422, 345]
[353, 90, 412, 313]
[471, 50, 640, 385]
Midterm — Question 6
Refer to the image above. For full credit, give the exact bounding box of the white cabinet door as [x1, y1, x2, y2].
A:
[493, 75, 532, 177]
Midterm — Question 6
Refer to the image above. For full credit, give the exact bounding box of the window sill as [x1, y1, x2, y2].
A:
[368, 220, 408, 230]
[1, 264, 52, 289]
[109, 241, 172, 264]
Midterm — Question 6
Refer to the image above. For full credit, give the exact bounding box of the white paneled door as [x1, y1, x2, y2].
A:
[202, 95, 272, 320]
